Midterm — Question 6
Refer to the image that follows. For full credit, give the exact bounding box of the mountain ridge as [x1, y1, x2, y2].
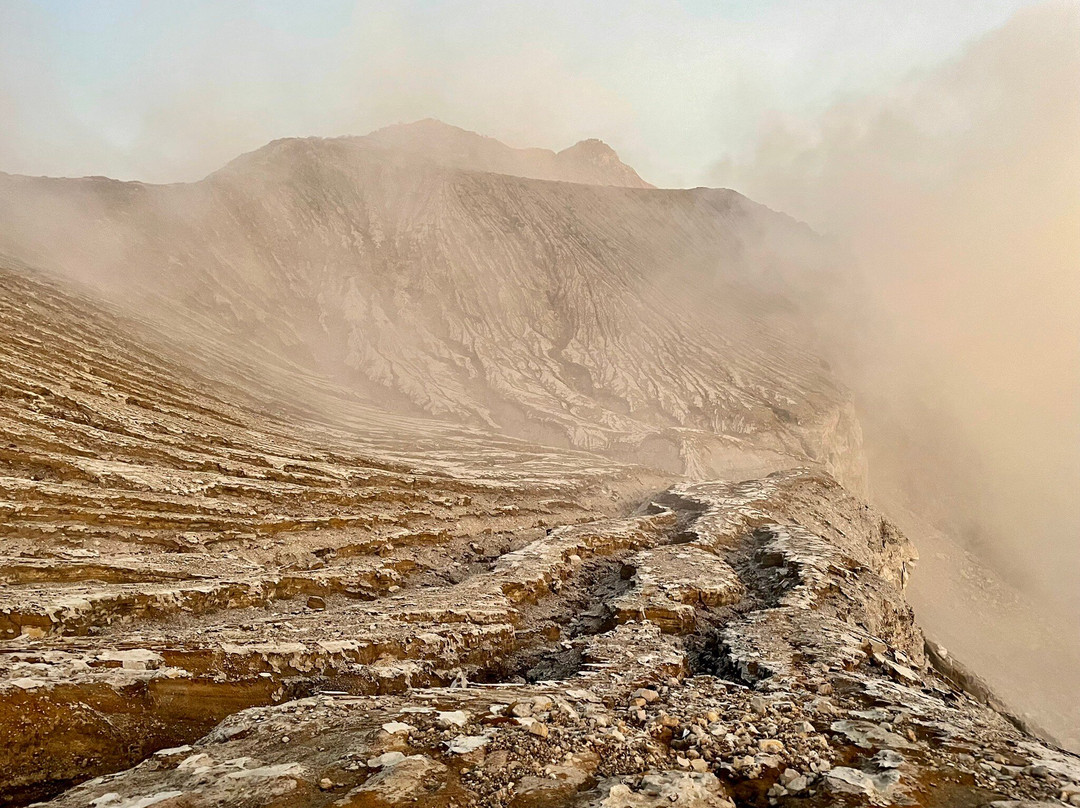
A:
[0, 124, 863, 489]
[212, 119, 654, 189]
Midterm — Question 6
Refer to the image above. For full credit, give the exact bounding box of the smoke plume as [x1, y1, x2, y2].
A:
[713, 0, 1080, 610]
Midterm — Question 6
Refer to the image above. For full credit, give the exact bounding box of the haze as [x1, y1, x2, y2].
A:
[1, 0, 1078, 774]
[716, 1, 1080, 605]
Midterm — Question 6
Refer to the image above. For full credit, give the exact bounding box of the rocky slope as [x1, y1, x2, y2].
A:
[0, 258, 660, 805]
[0, 125, 1076, 807]
[0, 120, 863, 489]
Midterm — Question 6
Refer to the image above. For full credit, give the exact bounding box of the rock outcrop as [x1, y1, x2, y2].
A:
[6, 453, 1076, 807]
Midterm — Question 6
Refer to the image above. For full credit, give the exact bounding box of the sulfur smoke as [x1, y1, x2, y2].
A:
[714, 0, 1080, 607]
[712, 0, 1080, 744]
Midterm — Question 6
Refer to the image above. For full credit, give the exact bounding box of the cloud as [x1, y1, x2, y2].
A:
[711, 0, 1080, 606]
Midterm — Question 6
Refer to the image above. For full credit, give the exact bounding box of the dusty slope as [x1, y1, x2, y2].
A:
[887, 499, 1080, 754]
[0, 121, 863, 490]
[2, 287, 1077, 807]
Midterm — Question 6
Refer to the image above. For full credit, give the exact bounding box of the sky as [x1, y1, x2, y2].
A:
[0, 0, 1052, 186]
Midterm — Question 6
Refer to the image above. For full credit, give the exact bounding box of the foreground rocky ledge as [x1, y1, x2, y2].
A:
[5, 471, 1077, 808]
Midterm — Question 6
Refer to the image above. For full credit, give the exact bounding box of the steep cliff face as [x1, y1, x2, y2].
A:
[0, 123, 863, 490]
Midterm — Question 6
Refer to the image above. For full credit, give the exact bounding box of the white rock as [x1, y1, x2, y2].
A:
[446, 735, 489, 754]
[366, 751, 407, 768]
[437, 710, 469, 728]
[177, 753, 212, 770]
